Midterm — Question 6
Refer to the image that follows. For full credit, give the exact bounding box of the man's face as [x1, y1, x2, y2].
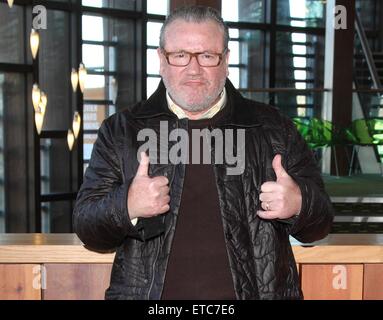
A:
[158, 20, 229, 112]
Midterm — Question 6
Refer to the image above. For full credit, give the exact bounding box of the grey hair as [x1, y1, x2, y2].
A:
[159, 6, 229, 50]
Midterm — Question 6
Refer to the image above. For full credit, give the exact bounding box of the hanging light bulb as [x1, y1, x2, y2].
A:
[32, 84, 41, 111]
[35, 109, 44, 135]
[39, 92, 47, 116]
[72, 111, 81, 139]
[78, 63, 87, 93]
[67, 129, 75, 151]
[71, 68, 79, 92]
[30, 29, 40, 60]
[7, 0, 14, 8]
[111, 77, 118, 104]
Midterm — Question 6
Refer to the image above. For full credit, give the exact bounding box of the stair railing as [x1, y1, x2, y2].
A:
[355, 13, 382, 90]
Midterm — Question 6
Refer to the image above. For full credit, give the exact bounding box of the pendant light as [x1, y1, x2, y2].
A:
[67, 129, 75, 151]
[72, 111, 81, 139]
[30, 29, 40, 60]
[78, 63, 87, 93]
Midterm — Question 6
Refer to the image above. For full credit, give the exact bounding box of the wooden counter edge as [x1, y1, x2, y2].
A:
[0, 245, 115, 263]
[1, 244, 383, 264]
[293, 245, 383, 263]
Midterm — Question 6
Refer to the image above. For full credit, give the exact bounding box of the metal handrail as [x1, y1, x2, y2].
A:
[355, 13, 382, 90]
[238, 88, 329, 93]
[353, 89, 383, 93]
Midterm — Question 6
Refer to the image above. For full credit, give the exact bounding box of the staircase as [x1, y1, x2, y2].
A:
[353, 13, 383, 168]
[354, 51, 383, 92]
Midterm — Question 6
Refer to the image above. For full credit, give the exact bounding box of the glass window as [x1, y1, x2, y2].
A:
[0, 72, 28, 233]
[147, 0, 168, 15]
[146, 20, 164, 98]
[82, 44, 105, 71]
[0, 4, 25, 64]
[81, 13, 137, 168]
[82, 0, 140, 11]
[277, 0, 326, 28]
[227, 29, 266, 89]
[39, 10, 71, 131]
[294, 57, 307, 68]
[82, 15, 137, 107]
[228, 41, 239, 65]
[84, 133, 97, 161]
[83, 75, 119, 102]
[0, 72, 33, 232]
[147, 49, 160, 75]
[270, 91, 321, 118]
[292, 33, 307, 43]
[222, 0, 264, 23]
[147, 77, 161, 97]
[229, 28, 239, 39]
[82, 15, 104, 41]
[84, 75, 105, 100]
[275, 32, 324, 88]
[83, 104, 115, 130]
[42, 200, 73, 233]
[229, 67, 240, 88]
[40, 138, 72, 194]
[82, 0, 102, 7]
[147, 21, 162, 47]
[356, 0, 379, 31]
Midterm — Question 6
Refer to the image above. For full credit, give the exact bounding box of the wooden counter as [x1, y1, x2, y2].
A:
[0, 233, 114, 263]
[0, 233, 383, 300]
[1, 233, 383, 263]
[292, 234, 383, 263]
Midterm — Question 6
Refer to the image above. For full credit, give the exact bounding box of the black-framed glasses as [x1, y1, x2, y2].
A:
[161, 49, 228, 67]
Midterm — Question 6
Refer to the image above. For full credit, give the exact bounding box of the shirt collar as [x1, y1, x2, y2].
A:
[166, 88, 227, 120]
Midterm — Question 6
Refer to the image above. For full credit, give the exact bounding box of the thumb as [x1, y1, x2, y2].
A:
[272, 154, 287, 180]
[136, 152, 149, 177]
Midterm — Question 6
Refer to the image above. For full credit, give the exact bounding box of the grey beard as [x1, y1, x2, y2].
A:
[168, 91, 219, 112]
[164, 78, 226, 113]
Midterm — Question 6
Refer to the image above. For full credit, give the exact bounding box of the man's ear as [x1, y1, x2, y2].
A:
[157, 47, 162, 58]
[225, 49, 230, 65]
[225, 49, 230, 77]
[157, 48, 164, 75]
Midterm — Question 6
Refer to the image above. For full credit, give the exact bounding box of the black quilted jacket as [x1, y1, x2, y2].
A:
[73, 79, 334, 300]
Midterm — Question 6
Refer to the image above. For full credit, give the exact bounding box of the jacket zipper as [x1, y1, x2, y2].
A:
[147, 119, 180, 300]
[147, 237, 161, 299]
[168, 119, 180, 187]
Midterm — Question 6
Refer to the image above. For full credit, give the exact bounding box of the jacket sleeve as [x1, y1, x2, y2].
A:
[73, 120, 143, 251]
[278, 115, 334, 243]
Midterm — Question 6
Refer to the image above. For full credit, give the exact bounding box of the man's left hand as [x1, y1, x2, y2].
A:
[257, 154, 302, 220]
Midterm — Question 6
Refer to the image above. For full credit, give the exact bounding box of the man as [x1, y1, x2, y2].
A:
[73, 6, 333, 300]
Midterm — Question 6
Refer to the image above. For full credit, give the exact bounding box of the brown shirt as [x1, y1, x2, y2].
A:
[161, 110, 236, 300]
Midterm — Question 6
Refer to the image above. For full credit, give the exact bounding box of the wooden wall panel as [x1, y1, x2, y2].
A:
[363, 264, 383, 299]
[301, 264, 363, 300]
[0, 264, 41, 300]
[43, 264, 112, 300]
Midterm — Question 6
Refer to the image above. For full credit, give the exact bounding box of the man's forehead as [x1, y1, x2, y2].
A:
[163, 20, 224, 48]
[165, 19, 223, 35]
[168, 19, 218, 27]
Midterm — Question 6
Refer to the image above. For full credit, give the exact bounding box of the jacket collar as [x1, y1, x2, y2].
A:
[131, 79, 262, 127]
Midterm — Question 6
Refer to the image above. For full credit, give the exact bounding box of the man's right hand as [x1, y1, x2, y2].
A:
[127, 152, 170, 220]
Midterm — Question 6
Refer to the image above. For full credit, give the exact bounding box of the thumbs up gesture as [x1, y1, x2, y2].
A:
[127, 152, 170, 220]
[257, 154, 302, 220]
